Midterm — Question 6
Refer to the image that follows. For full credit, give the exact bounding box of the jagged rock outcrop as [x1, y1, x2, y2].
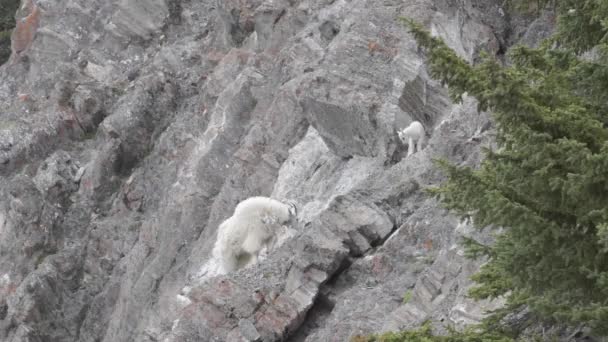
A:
[0, 0, 550, 341]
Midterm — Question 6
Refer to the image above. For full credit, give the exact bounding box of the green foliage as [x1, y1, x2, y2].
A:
[0, 0, 19, 64]
[0, 0, 18, 28]
[402, 290, 412, 304]
[401, 0, 608, 334]
[552, 0, 608, 53]
[351, 322, 514, 342]
[0, 29, 11, 63]
[505, 0, 608, 53]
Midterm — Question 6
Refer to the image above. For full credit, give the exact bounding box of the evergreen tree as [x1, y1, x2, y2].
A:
[351, 322, 513, 342]
[0, 0, 19, 64]
[402, 0, 608, 334]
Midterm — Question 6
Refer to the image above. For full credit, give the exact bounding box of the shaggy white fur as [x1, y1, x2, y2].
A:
[212, 197, 297, 273]
[398, 121, 425, 156]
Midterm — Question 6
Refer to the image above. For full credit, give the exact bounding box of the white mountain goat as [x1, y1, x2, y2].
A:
[398, 121, 425, 157]
[212, 196, 297, 273]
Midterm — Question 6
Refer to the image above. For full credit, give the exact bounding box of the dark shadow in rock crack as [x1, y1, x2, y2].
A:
[319, 20, 340, 44]
[229, 9, 255, 47]
[398, 74, 449, 132]
[286, 290, 335, 342]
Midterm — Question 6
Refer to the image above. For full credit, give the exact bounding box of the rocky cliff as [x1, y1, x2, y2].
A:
[0, 0, 548, 341]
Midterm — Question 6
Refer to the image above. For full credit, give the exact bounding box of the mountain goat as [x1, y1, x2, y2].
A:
[398, 121, 425, 156]
[213, 196, 297, 273]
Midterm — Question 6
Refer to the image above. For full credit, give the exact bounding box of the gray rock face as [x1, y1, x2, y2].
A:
[0, 0, 548, 341]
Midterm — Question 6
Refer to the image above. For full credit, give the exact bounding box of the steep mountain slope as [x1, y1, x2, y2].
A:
[0, 0, 534, 341]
